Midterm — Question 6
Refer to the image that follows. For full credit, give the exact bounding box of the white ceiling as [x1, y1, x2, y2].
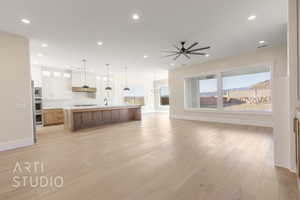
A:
[0, 0, 287, 75]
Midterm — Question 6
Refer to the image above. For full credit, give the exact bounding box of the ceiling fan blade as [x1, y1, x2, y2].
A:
[188, 46, 210, 52]
[174, 54, 181, 60]
[164, 53, 179, 57]
[162, 50, 179, 54]
[186, 42, 199, 51]
[183, 53, 191, 59]
[188, 52, 206, 55]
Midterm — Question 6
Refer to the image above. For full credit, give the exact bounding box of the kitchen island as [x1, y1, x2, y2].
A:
[64, 105, 141, 131]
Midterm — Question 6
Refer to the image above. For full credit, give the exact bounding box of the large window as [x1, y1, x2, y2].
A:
[199, 75, 217, 108]
[159, 87, 169, 106]
[185, 65, 272, 112]
[222, 67, 271, 111]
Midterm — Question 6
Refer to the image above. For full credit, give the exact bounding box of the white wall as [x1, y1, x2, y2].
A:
[0, 31, 33, 151]
[169, 45, 291, 169]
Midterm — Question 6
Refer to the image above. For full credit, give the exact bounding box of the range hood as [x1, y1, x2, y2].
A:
[72, 87, 97, 93]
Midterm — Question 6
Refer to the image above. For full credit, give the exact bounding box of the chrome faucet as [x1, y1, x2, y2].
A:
[104, 97, 108, 106]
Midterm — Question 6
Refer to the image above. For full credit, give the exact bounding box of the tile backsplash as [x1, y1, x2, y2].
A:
[43, 92, 104, 108]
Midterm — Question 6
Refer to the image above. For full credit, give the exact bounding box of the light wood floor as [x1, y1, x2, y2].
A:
[0, 114, 299, 200]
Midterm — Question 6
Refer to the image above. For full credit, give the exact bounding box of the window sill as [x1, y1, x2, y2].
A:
[184, 108, 272, 116]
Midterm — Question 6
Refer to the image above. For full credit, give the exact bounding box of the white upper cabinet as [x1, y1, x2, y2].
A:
[42, 68, 72, 100]
[31, 66, 42, 87]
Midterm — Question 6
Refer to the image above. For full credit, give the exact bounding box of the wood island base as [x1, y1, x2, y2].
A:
[64, 105, 141, 131]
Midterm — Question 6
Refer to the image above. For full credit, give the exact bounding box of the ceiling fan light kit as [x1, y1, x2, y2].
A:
[164, 41, 210, 60]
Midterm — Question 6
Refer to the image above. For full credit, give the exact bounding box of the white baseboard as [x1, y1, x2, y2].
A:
[0, 138, 34, 152]
[277, 159, 296, 173]
[275, 161, 293, 172]
[170, 114, 273, 127]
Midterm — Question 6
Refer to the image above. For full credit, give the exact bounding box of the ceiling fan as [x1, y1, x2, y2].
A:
[164, 42, 210, 60]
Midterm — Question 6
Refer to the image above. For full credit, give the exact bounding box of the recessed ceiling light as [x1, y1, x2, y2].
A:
[143, 55, 148, 58]
[132, 14, 140, 21]
[42, 43, 48, 48]
[248, 15, 256, 21]
[21, 18, 31, 24]
[205, 54, 210, 57]
[97, 41, 103, 46]
[259, 40, 265, 44]
[170, 63, 175, 66]
[37, 53, 44, 57]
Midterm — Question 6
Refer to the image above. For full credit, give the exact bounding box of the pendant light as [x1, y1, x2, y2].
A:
[123, 67, 130, 91]
[105, 64, 112, 91]
[82, 59, 89, 88]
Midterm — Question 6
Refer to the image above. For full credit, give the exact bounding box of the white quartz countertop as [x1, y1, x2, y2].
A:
[43, 107, 64, 110]
[63, 104, 141, 110]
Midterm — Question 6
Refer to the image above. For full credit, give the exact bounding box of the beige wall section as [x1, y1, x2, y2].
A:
[288, 0, 298, 172]
[0, 31, 33, 150]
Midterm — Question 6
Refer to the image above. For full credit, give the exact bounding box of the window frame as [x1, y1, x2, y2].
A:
[183, 62, 273, 115]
